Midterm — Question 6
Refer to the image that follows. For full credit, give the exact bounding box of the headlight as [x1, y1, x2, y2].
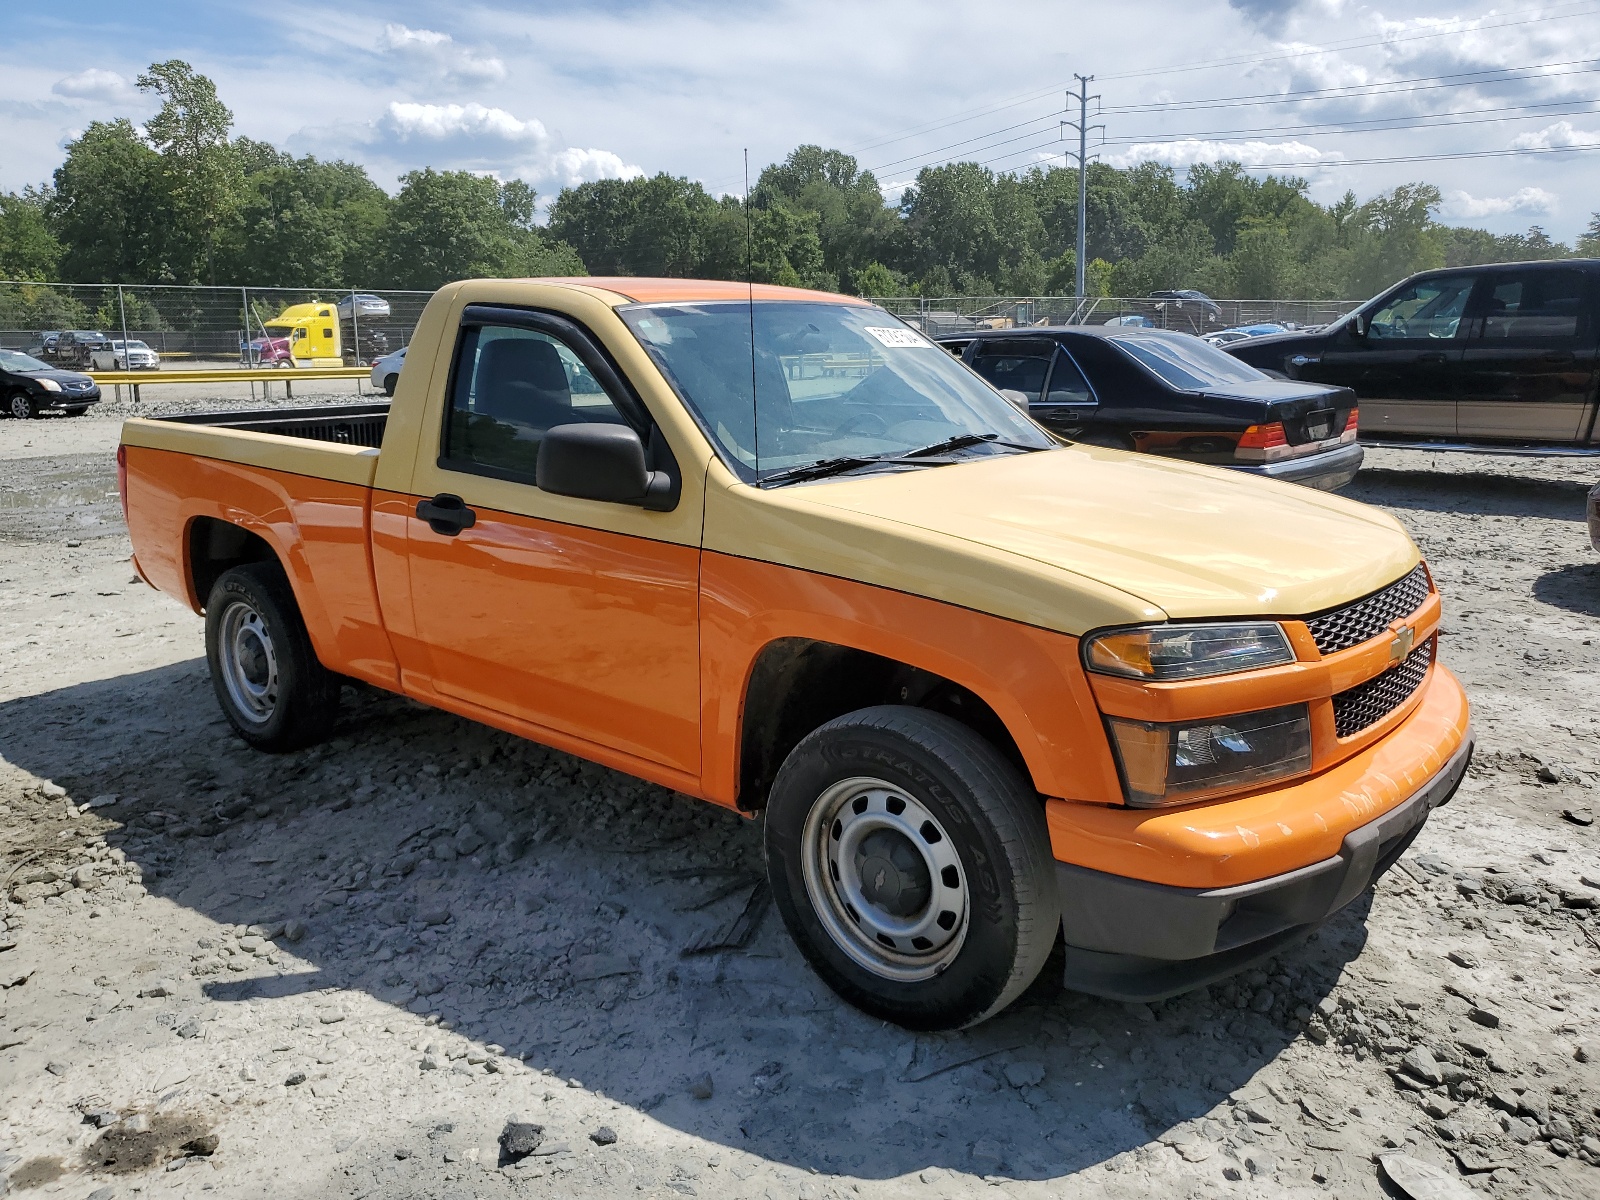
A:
[1084, 622, 1295, 681]
[37, 378, 62, 392]
[1107, 703, 1312, 807]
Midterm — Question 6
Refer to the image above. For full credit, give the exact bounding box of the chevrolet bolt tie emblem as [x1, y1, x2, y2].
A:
[1388, 622, 1416, 662]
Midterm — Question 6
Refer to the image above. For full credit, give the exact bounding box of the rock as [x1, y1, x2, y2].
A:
[418, 907, 451, 927]
[1518, 1091, 1551, 1123]
[1378, 1151, 1478, 1200]
[687, 1072, 714, 1100]
[454, 824, 484, 855]
[87, 1188, 115, 1200]
[1467, 1006, 1501, 1029]
[1003, 1061, 1045, 1089]
[1422, 1098, 1458, 1120]
[284, 1072, 307, 1087]
[1446, 951, 1477, 969]
[40, 782, 66, 799]
[45, 1060, 68, 1076]
[181, 1134, 219, 1157]
[590, 1126, 618, 1146]
[498, 1121, 544, 1165]
[419, 1053, 440, 1071]
[139, 979, 177, 999]
[1401, 1046, 1445, 1086]
[175, 1017, 202, 1039]
[85, 794, 119, 809]
[1562, 807, 1595, 827]
[281, 920, 306, 942]
[1249, 989, 1276, 1013]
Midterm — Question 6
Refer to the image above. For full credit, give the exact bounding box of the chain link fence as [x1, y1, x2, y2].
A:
[870, 295, 1361, 339]
[0, 282, 433, 368]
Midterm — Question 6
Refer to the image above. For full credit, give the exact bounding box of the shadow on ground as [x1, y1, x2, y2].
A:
[0, 660, 1368, 1183]
[1531, 562, 1600, 618]
[1346, 468, 1590, 521]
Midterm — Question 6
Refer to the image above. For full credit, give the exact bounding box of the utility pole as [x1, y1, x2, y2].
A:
[1061, 74, 1103, 306]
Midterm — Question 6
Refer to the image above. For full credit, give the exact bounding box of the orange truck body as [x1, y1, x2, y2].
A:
[120, 277, 1472, 1001]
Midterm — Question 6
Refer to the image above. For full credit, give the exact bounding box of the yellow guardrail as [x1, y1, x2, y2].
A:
[89, 367, 370, 385]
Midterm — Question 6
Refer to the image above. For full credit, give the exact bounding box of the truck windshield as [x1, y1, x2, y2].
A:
[619, 300, 1053, 483]
[1107, 332, 1268, 391]
[263, 325, 292, 338]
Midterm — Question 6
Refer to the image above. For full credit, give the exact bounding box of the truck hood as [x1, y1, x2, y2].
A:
[787, 445, 1416, 622]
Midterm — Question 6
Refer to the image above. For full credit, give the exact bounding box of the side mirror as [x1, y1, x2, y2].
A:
[536, 423, 675, 511]
[1347, 315, 1367, 340]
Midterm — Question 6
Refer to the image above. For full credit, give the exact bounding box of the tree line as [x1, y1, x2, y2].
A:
[1, 60, 1594, 314]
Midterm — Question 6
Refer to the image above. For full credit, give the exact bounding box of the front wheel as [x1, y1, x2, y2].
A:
[764, 706, 1060, 1030]
[205, 563, 340, 751]
[8, 391, 38, 420]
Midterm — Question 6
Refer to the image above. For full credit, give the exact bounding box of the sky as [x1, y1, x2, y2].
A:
[5, 0, 1600, 239]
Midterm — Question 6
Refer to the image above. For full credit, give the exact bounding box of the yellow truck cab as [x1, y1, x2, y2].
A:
[260, 302, 342, 367]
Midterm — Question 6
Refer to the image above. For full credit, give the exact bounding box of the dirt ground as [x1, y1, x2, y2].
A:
[0, 402, 1597, 1200]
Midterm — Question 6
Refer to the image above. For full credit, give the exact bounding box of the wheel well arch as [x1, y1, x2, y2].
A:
[736, 637, 1032, 812]
[187, 516, 277, 611]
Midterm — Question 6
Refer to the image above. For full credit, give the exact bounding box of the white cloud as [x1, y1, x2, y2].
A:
[1511, 121, 1600, 151]
[377, 23, 505, 84]
[51, 69, 135, 103]
[1442, 187, 1557, 220]
[380, 102, 544, 145]
[365, 101, 642, 192]
[1107, 139, 1343, 170]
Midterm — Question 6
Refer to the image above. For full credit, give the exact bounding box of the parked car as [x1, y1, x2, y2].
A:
[1204, 323, 1287, 347]
[1150, 289, 1223, 330]
[91, 340, 161, 370]
[55, 330, 111, 368]
[26, 331, 62, 360]
[336, 293, 391, 321]
[370, 345, 406, 395]
[1226, 259, 1600, 447]
[119, 277, 1469, 1025]
[938, 326, 1364, 490]
[0, 347, 101, 418]
[1103, 315, 1156, 328]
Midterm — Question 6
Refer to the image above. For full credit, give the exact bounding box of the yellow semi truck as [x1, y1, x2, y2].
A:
[244, 302, 343, 367]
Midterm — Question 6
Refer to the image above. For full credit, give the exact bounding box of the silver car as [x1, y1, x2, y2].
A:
[370, 346, 406, 396]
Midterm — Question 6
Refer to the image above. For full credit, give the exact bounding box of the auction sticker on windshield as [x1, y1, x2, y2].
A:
[863, 326, 932, 348]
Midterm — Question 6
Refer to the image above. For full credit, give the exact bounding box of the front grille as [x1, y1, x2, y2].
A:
[1332, 637, 1434, 737]
[1305, 564, 1430, 655]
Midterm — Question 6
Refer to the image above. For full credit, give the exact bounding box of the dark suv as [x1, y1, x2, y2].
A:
[1227, 260, 1600, 447]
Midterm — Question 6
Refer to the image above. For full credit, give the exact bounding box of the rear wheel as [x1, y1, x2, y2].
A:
[8, 391, 38, 420]
[205, 562, 340, 752]
[764, 706, 1060, 1030]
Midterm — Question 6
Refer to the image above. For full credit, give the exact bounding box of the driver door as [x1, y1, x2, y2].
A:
[1306, 273, 1482, 437]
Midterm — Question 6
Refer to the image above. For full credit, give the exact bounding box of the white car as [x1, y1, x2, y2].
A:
[370, 346, 406, 396]
[90, 340, 161, 370]
[337, 293, 391, 321]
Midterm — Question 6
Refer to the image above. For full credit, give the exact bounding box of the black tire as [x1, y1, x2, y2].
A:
[205, 562, 340, 752]
[65, 406, 91, 418]
[8, 391, 38, 420]
[764, 706, 1060, 1031]
[383, 373, 398, 397]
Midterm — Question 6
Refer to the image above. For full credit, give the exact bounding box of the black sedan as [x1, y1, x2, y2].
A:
[1, 348, 102, 418]
[937, 326, 1364, 490]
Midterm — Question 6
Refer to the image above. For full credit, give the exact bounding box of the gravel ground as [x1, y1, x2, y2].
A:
[0, 414, 1597, 1200]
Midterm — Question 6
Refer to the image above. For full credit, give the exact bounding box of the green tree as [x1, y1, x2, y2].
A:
[220, 155, 390, 287]
[381, 170, 581, 289]
[0, 188, 62, 281]
[137, 60, 246, 284]
[50, 119, 169, 282]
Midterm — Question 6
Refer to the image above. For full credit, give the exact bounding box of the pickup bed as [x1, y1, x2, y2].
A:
[120, 277, 1472, 1029]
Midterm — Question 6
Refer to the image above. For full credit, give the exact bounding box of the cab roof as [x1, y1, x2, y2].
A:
[529, 277, 873, 306]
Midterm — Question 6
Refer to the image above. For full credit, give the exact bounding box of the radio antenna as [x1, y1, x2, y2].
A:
[745, 148, 759, 480]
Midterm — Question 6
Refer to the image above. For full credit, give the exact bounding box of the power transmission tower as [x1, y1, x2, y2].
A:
[1061, 74, 1103, 305]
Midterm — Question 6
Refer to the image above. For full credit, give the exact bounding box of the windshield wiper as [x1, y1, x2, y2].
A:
[759, 452, 959, 487]
[894, 432, 1041, 459]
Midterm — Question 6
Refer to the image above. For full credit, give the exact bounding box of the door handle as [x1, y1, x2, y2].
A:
[1416, 353, 1446, 365]
[416, 493, 477, 536]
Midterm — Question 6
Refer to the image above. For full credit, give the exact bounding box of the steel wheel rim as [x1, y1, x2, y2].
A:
[10, 394, 29, 419]
[800, 775, 969, 982]
[218, 599, 278, 724]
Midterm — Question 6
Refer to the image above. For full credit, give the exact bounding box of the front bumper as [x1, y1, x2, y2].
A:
[1230, 440, 1363, 491]
[1054, 730, 1472, 1001]
[40, 389, 101, 411]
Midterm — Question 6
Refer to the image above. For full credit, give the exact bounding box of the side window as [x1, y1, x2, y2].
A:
[1044, 346, 1094, 404]
[971, 340, 1054, 402]
[1482, 269, 1587, 340]
[1368, 275, 1478, 340]
[443, 324, 628, 481]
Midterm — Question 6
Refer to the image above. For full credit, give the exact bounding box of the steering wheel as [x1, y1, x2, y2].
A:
[833, 412, 890, 437]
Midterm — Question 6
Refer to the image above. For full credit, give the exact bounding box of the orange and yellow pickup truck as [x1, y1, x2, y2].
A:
[119, 278, 1472, 1030]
